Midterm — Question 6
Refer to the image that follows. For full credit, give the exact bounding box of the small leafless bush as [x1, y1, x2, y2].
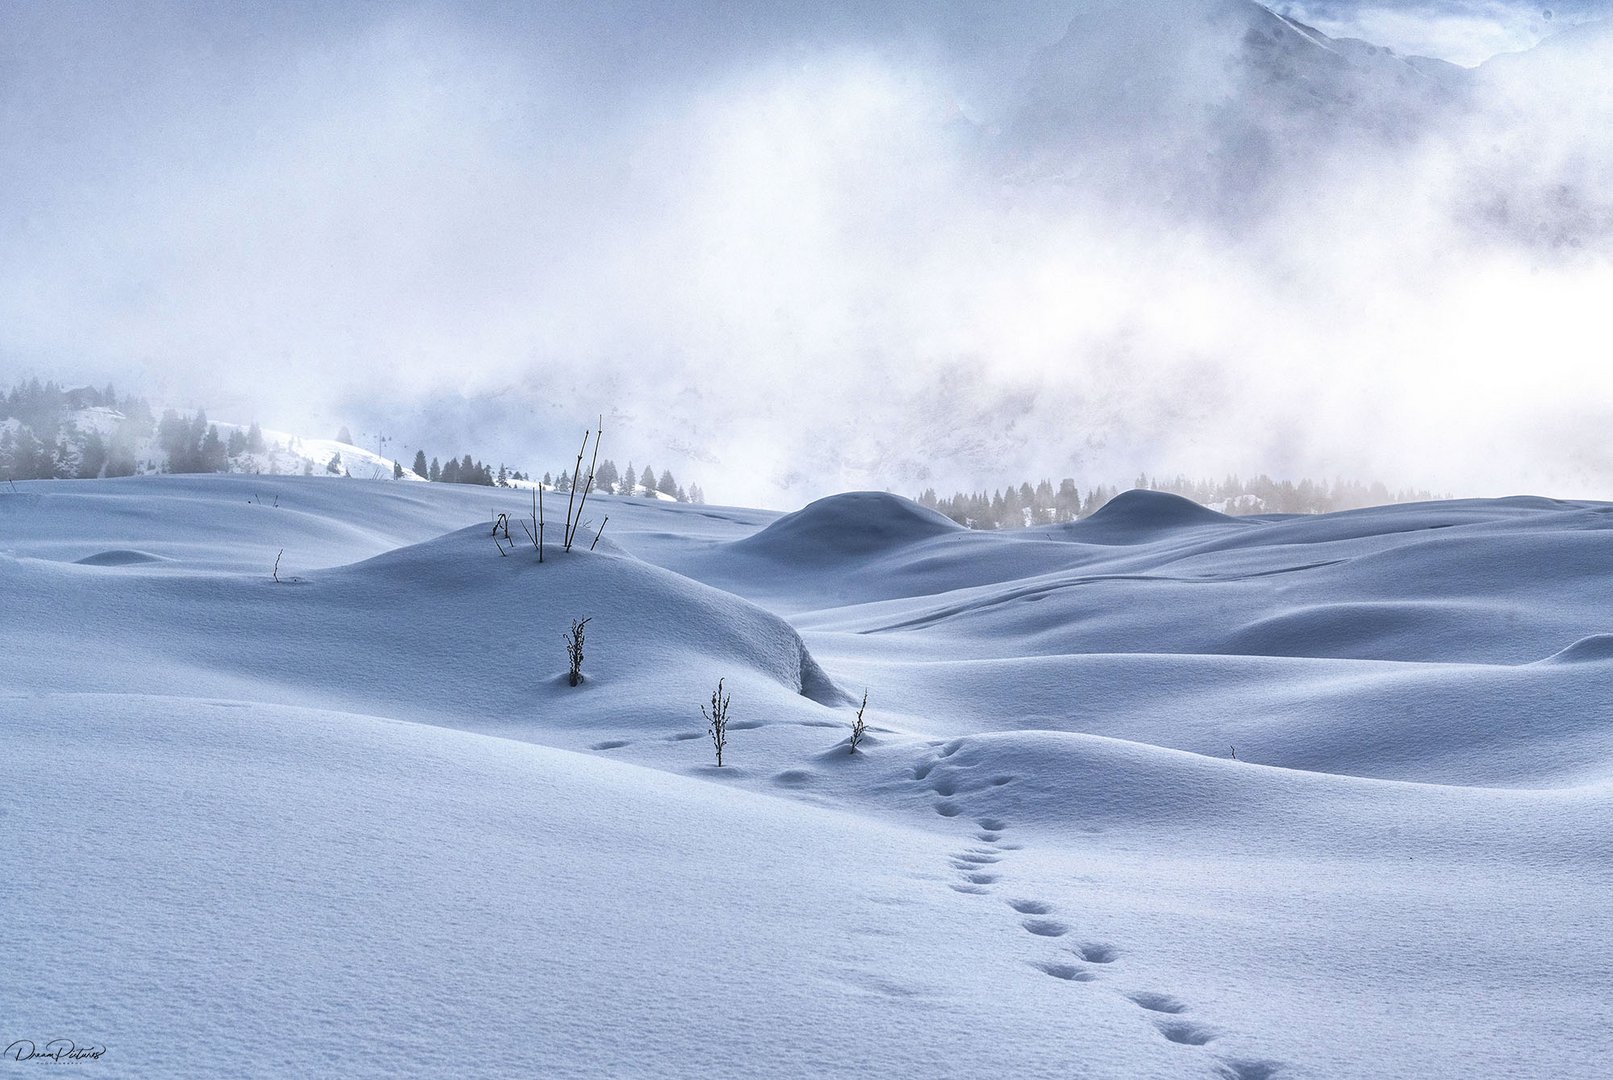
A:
[565, 616, 591, 686]
[703, 678, 731, 767]
[850, 689, 869, 753]
[271, 549, 301, 585]
[492, 512, 512, 556]
[518, 488, 546, 562]
[564, 415, 604, 553]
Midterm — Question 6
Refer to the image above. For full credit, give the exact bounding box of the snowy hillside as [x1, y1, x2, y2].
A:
[0, 391, 418, 481]
[3, 477, 1610, 1078]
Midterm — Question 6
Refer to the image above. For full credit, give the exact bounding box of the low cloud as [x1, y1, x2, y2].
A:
[2, 1, 1611, 506]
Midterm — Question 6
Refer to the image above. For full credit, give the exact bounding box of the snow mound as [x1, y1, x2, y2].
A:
[74, 549, 169, 566]
[731, 491, 964, 561]
[321, 523, 851, 710]
[1062, 489, 1245, 544]
[1537, 634, 1613, 666]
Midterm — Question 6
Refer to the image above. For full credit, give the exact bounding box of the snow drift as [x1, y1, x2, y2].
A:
[4, 475, 1611, 1080]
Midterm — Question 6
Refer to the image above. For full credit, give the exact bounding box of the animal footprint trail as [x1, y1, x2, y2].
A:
[917, 748, 1097, 985]
[911, 744, 1015, 896]
[908, 747, 1283, 1078]
[1122, 978, 1285, 1077]
[915, 753, 1125, 1006]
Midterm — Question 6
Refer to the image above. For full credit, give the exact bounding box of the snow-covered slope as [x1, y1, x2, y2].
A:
[216, 423, 427, 481]
[3, 476, 1610, 1079]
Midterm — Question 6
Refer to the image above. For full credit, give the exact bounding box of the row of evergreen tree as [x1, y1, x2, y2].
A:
[544, 459, 704, 503]
[406, 451, 505, 486]
[917, 473, 1442, 528]
[405, 449, 704, 502]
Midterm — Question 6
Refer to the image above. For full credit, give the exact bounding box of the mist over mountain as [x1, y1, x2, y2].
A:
[2, 1, 1610, 507]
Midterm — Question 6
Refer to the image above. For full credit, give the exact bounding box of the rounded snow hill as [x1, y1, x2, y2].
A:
[730, 491, 964, 562]
[1058, 489, 1247, 545]
[292, 522, 853, 713]
[0, 520, 855, 738]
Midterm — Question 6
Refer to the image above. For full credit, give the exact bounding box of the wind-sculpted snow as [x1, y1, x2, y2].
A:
[1537, 633, 1613, 666]
[0, 520, 847, 735]
[4, 476, 1611, 1080]
[1, 473, 510, 572]
[796, 496, 1613, 665]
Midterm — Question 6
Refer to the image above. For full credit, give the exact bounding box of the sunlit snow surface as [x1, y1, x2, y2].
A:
[3, 477, 1610, 1078]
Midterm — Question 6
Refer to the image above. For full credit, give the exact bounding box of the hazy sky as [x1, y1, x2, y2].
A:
[3, 1, 1611, 506]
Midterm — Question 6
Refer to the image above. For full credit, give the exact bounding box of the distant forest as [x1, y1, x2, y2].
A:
[0, 380, 153, 479]
[405, 449, 703, 502]
[917, 474, 1443, 528]
[1, 379, 704, 501]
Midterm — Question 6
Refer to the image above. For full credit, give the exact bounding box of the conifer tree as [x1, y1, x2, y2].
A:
[201, 424, 227, 472]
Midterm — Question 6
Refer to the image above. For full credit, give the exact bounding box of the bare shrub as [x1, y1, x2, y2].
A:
[703, 678, 731, 766]
[850, 689, 869, 753]
[565, 617, 591, 687]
